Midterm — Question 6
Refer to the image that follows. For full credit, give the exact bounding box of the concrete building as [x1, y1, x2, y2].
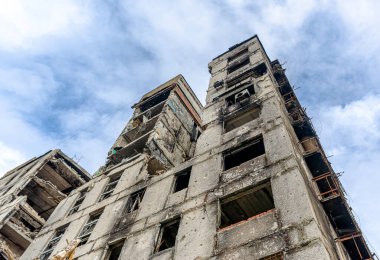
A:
[0, 150, 91, 259]
[17, 35, 373, 260]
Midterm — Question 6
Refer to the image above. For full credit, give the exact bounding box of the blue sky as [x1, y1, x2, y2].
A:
[0, 0, 379, 253]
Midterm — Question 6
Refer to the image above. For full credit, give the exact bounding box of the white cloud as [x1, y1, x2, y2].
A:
[0, 0, 90, 50]
[318, 94, 380, 149]
[0, 141, 26, 174]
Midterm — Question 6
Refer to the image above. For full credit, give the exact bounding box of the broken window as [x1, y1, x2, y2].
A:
[224, 106, 260, 132]
[78, 211, 103, 246]
[228, 48, 248, 62]
[106, 241, 124, 260]
[225, 85, 255, 105]
[227, 57, 250, 74]
[173, 167, 191, 193]
[224, 136, 265, 170]
[260, 252, 284, 260]
[155, 217, 181, 252]
[40, 225, 68, 260]
[99, 174, 122, 201]
[126, 188, 146, 213]
[68, 191, 86, 215]
[219, 180, 274, 229]
[139, 88, 172, 112]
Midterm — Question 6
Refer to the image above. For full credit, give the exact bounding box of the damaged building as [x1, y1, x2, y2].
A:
[1, 35, 374, 259]
[0, 150, 91, 259]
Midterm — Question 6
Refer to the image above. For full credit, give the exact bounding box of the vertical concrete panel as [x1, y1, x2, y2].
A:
[46, 193, 77, 225]
[194, 125, 222, 156]
[119, 227, 156, 260]
[260, 97, 283, 123]
[137, 177, 173, 220]
[20, 232, 51, 260]
[113, 161, 145, 194]
[264, 125, 294, 163]
[53, 216, 88, 255]
[272, 169, 314, 226]
[90, 200, 124, 239]
[80, 178, 108, 209]
[187, 154, 221, 198]
[173, 204, 217, 259]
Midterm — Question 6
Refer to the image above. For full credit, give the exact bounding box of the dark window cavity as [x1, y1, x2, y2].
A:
[173, 168, 191, 193]
[155, 218, 181, 252]
[220, 181, 274, 229]
[40, 225, 68, 260]
[224, 136, 265, 170]
[68, 191, 87, 215]
[106, 241, 124, 260]
[99, 174, 122, 201]
[227, 57, 250, 74]
[78, 211, 103, 246]
[228, 48, 248, 62]
[126, 188, 146, 213]
[224, 106, 260, 132]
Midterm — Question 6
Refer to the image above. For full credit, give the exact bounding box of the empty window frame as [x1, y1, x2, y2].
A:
[106, 241, 124, 260]
[78, 211, 103, 246]
[224, 106, 260, 132]
[68, 191, 87, 215]
[219, 181, 274, 229]
[40, 225, 68, 260]
[260, 252, 284, 260]
[227, 57, 250, 74]
[139, 88, 172, 112]
[228, 48, 248, 62]
[125, 188, 146, 213]
[155, 217, 181, 252]
[224, 136, 265, 171]
[99, 174, 122, 201]
[225, 85, 255, 105]
[173, 167, 191, 193]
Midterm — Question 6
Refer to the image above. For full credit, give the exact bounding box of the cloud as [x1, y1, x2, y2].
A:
[0, 0, 90, 50]
[0, 141, 26, 174]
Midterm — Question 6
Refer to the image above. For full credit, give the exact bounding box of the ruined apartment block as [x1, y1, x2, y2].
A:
[0, 150, 91, 259]
[12, 35, 373, 260]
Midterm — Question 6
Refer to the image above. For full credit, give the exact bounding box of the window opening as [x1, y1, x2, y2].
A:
[68, 191, 87, 215]
[155, 218, 181, 252]
[224, 136, 265, 170]
[78, 211, 103, 246]
[227, 57, 250, 74]
[40, 225, 68, 260]
[228, 48, 248, 62]
[220, 181, 274, 229]
[225, 85, 255, 105]
[126, 188, 146, 213]
[99, 174, 122, 201]
[106, 241, 124, 260]
[224, 106, 260, 132]
[139, 88, 172, 112]
[173, 168, 191, 193]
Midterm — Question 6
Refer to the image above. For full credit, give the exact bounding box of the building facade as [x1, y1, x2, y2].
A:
[0, 150, 91, 259]
[15, 36, 373, 259]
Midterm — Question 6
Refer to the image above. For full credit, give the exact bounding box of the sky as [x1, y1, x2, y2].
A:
[0, 0, 379, 253]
